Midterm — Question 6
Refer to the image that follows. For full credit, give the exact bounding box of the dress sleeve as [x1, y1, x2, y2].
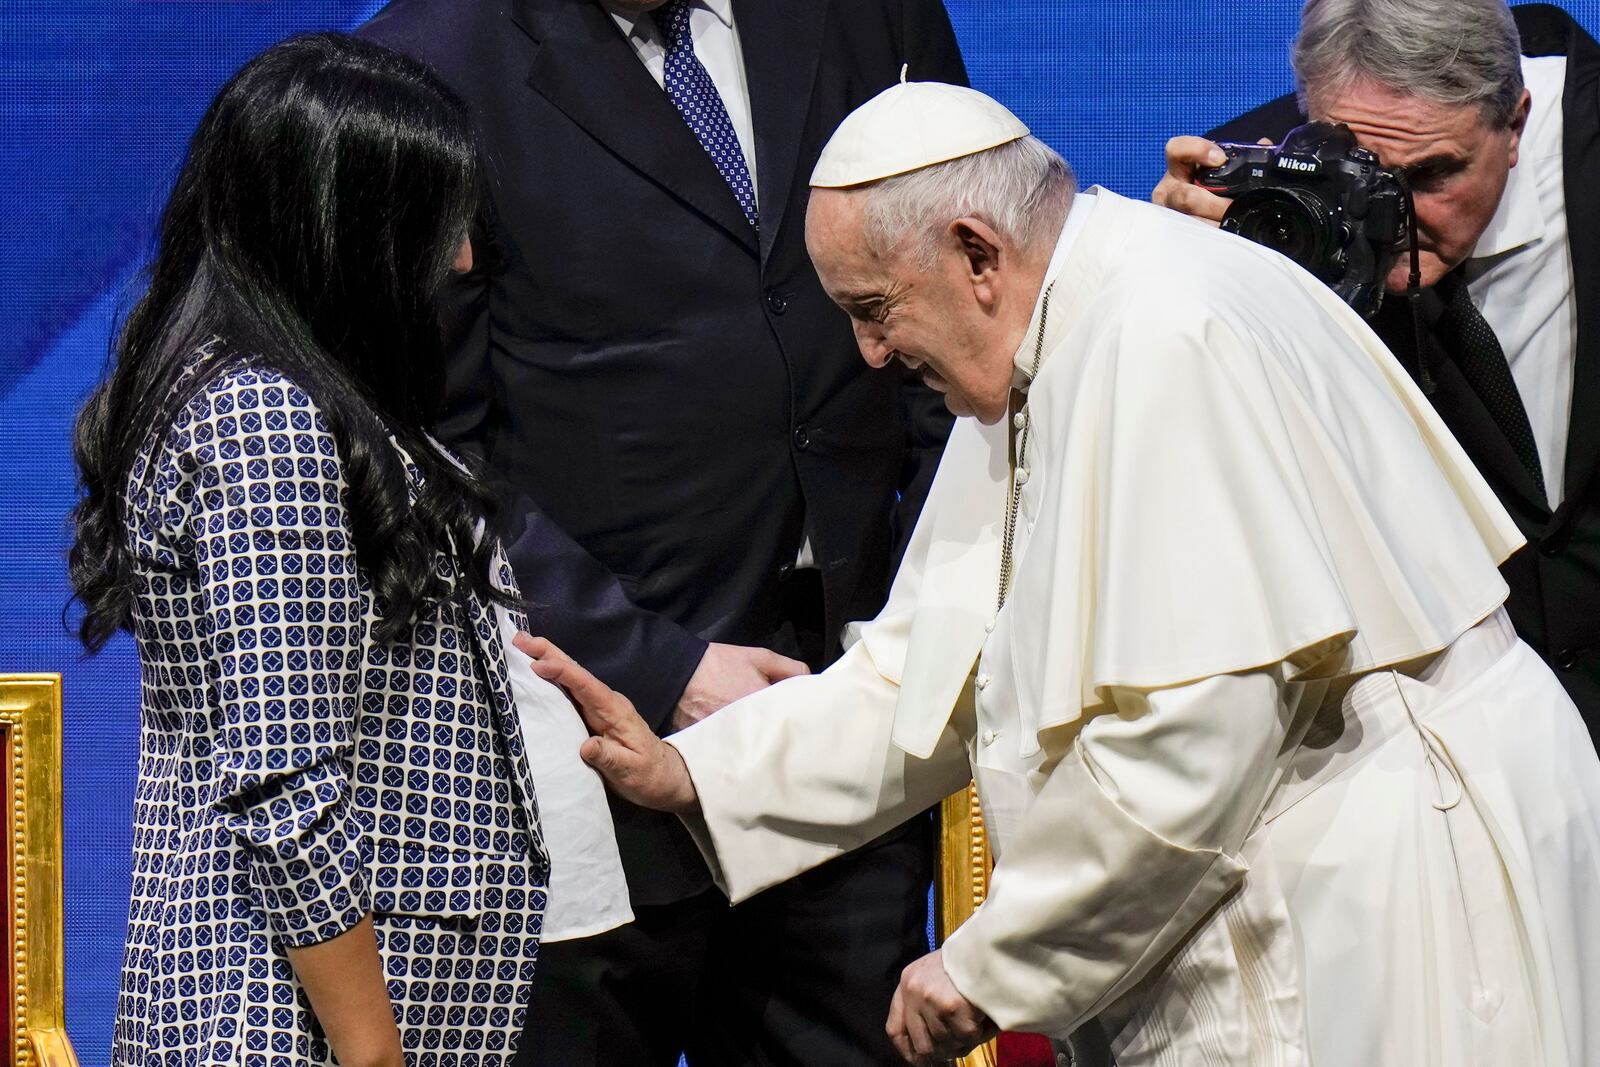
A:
[940, 669, 1289, 1035]
[160, 369, 372, 948]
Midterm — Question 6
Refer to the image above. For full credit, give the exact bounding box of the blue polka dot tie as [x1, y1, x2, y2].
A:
[652, 0, 759, 228]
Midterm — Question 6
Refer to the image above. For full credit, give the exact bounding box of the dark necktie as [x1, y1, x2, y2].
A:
[652, 0, 759, 228]
[1437, 272, 1546, 497]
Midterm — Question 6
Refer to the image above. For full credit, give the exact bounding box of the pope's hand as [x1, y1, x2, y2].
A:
[885, 950, 997, 1066]
[513, 633, 700, 813]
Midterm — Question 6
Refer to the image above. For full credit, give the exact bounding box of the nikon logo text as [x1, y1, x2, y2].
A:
[1276, 157, 1319, 174]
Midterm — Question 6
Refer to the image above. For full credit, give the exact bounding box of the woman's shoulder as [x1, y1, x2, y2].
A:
[144, 349, 341, 490]
[178, 349, 325, 427]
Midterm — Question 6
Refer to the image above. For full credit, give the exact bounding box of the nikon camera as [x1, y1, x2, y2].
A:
[1193, 122, 1410, 318]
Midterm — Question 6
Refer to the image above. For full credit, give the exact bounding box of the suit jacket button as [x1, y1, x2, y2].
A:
[1555, 648, 1579, 671]
[766, 289, 788, 315]
[793, 425, 811, 450]
[1539, 540, 1562, 557]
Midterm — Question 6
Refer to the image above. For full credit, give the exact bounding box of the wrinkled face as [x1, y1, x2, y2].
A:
[804, 188, 1019, 423]
[1310, 78, 1528, 290]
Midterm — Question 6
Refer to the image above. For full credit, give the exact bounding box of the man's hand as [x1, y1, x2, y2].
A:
[1151, 135, 1233, 223]
[514, 634, 701, 812]
[673, 642, 809, 732]
[885, 950, 998, 1066]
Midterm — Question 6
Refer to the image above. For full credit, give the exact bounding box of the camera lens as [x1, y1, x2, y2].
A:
[1221, 188, 1334, 274]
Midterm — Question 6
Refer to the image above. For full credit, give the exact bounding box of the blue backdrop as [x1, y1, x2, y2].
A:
[1, 1, 1592, 1062]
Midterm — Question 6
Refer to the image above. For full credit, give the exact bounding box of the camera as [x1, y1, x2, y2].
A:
[1193, 122, 1410, 318]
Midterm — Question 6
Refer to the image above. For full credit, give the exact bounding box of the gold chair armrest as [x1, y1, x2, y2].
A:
[4, 675, 78, 1067]
[938, 783, 999, 1067]
[25, 1028, 79, 1067]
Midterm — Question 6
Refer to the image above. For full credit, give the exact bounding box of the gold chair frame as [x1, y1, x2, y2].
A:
[2, 675, 79, 1067]
[938, 783, 999, 1067]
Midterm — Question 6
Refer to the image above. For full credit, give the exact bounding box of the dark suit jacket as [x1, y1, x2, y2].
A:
[1209, 3, 1600, 733]
[361, 0, 964, 903]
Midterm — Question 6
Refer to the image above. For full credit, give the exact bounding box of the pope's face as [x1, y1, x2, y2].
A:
[805, 189, 1018, 423]
[1309, 78, 1528, 290]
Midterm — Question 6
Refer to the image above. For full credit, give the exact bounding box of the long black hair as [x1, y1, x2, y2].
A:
[71, 32, 508, 650]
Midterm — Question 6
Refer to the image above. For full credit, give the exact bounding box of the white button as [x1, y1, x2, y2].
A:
[984, 618, 995, 633]
[1014, 467, 1030, 485]
[1012, 410, 1027, 430]
[975, 673, 991, 690]
[981, 729, 999, 747]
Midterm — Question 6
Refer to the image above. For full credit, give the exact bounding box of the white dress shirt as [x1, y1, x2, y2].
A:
[605, 0, 759, 204]
[1464, 55, 1575, 508]
[494, 606, 634, 941]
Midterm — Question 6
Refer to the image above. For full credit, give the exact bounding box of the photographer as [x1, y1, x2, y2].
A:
[1153, 0, 1600, 742]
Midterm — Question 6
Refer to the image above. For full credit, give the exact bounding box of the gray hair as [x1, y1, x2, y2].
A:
[859, 135, 1075, 270]
[1294, 0, 1524, 127]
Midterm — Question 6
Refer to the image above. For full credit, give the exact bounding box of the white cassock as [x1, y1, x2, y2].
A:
[667, 188, 1600, 1066]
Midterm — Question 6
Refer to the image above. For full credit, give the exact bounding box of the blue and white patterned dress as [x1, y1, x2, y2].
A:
[112, 362, 548, 1066]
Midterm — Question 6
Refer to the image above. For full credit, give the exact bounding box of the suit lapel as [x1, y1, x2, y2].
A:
[511, 0, 757, 255]
[1554, 10, 1600, 526]
[1427, 342, 1552, 513]
[734, 0, 826, 263]
[1375, 290, 1550, 516]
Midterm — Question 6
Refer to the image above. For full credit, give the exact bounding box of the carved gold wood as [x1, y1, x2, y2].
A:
[938, 781, 999, 1067]
[2, 675, 79, 1067]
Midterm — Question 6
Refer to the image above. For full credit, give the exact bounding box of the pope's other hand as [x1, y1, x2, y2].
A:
[886, 950, 997, 1066]
[513, 633, 700, 813]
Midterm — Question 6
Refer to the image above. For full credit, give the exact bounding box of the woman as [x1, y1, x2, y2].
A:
[70, 33, 547, 1067]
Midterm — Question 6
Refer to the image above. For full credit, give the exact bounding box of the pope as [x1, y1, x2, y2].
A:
[517, 83, 1600, 1066]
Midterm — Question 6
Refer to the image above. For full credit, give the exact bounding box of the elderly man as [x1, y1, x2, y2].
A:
[1154, 0, 1600, 739]
[521, 82, 1600, 1066]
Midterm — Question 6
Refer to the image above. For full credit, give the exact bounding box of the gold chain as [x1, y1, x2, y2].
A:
[996, 283, 1054, 611]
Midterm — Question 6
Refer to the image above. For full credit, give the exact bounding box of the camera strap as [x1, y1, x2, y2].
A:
[1395, 174, 1433, 394]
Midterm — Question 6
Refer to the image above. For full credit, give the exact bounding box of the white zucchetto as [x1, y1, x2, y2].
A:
[809, 76, 1030, 188]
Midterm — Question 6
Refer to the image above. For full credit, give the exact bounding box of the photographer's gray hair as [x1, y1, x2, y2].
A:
[1294, 0, 1526, 126]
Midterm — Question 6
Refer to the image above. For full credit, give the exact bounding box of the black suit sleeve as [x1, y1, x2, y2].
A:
[899, 0, 968, 86]
[497, 494, 707, 737]
[449, 196, 707, 736]
[1207, 92, 1307, 144]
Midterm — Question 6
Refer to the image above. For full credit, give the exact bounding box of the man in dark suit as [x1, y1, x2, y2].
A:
[359, 1, 966, 1063]
[1154, 0, 1600, 740]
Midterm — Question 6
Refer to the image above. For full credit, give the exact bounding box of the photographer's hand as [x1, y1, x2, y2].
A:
[1151, 136, 1235, 223]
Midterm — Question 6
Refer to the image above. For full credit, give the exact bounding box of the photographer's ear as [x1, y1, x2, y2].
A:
[950, 217, 1004, 309]
[1507, 88, 1532, 168]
